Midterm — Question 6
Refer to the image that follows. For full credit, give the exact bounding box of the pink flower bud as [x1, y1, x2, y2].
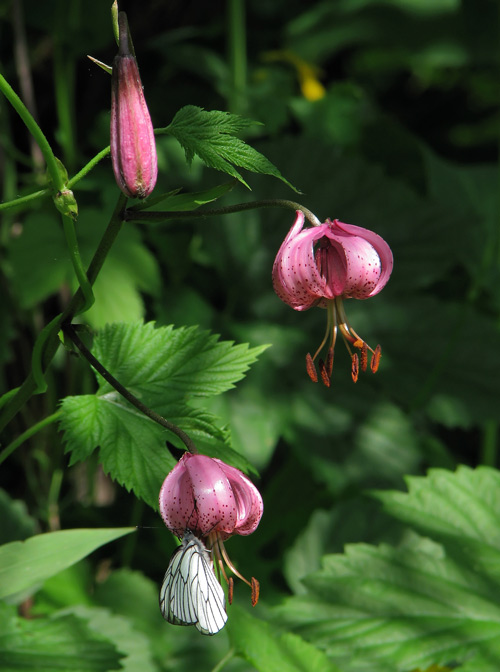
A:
[110, 12, 157, 198]
[273, 211, 393, 385]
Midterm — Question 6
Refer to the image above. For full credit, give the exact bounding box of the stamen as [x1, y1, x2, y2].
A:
[360, 342, 368, 372]
[311, 301, 335, 362]
[371, 344, 382, 373]
[326, 347, 334, 377]
[218, 537, 253, 589]
[228, 577, 234, 605]
[306, 353, 318, 383]
[351, 353, 359, 383]
[318, 359, 330, 387]
[251, 577, 260, 607]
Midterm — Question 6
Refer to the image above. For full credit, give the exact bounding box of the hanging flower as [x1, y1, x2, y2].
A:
[110, 12, 157, 198]
[159, 453, 263, 605]
[272, 211, 393, 385]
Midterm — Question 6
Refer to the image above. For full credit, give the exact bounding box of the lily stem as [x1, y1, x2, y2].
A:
[124, 198, 322, 227]
[62, 322, 198, 455]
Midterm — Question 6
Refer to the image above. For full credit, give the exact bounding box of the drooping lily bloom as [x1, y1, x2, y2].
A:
[159, 453, 263, 605]
[272, 211, 393, 385]
[110, 12, 157, 198]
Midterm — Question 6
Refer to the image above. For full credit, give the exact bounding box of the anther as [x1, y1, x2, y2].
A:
[351, 353, 359, 383]
[318, 359, 330, 387]
[251, 577, 260, 607]
[326, 347, 334, 377]
[306, 353, 318, 383]
[360, 342, 368, 372]
[228, 577, 234, 605]
[371, 345, 382, 373]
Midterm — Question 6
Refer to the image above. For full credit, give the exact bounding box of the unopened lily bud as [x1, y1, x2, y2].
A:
[110, 12, 157, 198]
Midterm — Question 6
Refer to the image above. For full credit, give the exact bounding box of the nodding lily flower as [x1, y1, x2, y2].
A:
[272, 211, 393, 385]
[110, 12, 157, 198]
[159, 453, 263, 605]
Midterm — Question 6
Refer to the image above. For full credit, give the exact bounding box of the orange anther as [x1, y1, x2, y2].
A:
[318, 359, 330, 387]
[371, 345, 382, 373]
[251, 577, 260, 607]
[351, 353, 359, 383]
[326, 347, 334, 377]
[360, 342, 368, 372]
[306, 353, 318, 382]
[228, 577, 234, 605]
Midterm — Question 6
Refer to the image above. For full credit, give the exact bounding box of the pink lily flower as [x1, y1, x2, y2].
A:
[272, 211, 393, 385]
[159, 453, 263, 605]
[110, 12, 158, 198]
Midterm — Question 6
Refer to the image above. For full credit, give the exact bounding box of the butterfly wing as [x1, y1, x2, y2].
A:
[159, 531, 227, 636]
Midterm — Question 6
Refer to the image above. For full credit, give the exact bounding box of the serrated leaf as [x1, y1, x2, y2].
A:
[0, 528, 134, 602]
[0, 603, 123, 672]
[165, 105, 297, 190]
[69, 606, 156, 672]
[277, 534, 500, 672]
[229, 605, 339, 672]
[60, 322, 266, 507]
[277, 467, 500, 672]
[374, 466, 500, 576]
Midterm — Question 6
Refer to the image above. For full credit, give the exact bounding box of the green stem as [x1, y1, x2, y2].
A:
[62, 323, 199, 454]
[0, 193, 128, 434]
[0, 146, 111, 213]
[0, 72, 65, 192]
[125, 198, 322, 227]
[61, 213, 95, 312]
[31, 314, 64, 394]
[227, 0, 247, 114]
[67, 146, 110, 188]
[0, 411, 62, 466]
[211, 649, 236, 672]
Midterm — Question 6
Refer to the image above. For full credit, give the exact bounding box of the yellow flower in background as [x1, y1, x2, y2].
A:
[262, 50, 326, 101]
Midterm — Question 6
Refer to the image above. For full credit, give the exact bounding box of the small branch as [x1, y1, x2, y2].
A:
[124, 198, 322, 227]
[63, 322, 198, 455]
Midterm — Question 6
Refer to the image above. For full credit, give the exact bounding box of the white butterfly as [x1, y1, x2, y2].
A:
[159, 530, 228, 636]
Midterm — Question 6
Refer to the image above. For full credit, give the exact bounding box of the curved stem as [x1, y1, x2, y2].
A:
[67, 146, 110, 188]
[31, 314, 63, 394]
[0, 411, 62, 466]
[61, 213, 95, 312]
[211, 648, 236, 672]
[124, 198, 322, 227]
[0, 72, 65, 192]
[0, 146, 110, 213]
[0, 193, 128, 433]
[63, 323, 198, 454]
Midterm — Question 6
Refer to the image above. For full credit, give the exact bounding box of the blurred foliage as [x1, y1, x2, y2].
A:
[1, 0, 500, 670]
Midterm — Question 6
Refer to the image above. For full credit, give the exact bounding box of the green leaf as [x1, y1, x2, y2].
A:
[0, 528, 134, 602]
[9, 211, 160, 327]
[277, 467, 500, 672]
[165, 105, 298, 190]
[0, 489, 36, 545]
[128, 182, 236, 213]
[69, 606, 157, 672]
[60, 322, 266, 507]
[229, 605, 339, 672]
[0, 603, 123, 672]
[374, 466, 500, 576]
